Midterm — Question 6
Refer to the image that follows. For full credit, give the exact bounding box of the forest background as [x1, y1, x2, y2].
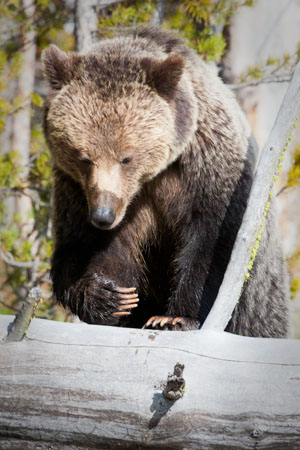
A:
[0, 0, 300, 335]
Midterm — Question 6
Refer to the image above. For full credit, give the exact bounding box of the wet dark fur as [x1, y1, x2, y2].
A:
[43, 27, 289, 337]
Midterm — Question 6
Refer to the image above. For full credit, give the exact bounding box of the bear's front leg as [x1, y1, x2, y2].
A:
[65, 273, 139, 324]
[51, 242, 141, 325]
[143, 216, 218, 331]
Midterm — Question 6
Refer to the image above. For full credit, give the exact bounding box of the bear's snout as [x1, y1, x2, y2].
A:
[90, 206, 116, 230]
[87, 189, 122, 230]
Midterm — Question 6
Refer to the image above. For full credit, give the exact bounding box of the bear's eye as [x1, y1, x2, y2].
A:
[79, 157, 92, 166]
[120, 156, 132, 165]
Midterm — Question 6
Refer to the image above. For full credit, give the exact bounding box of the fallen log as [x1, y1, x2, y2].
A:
[0, 316, 300, 449]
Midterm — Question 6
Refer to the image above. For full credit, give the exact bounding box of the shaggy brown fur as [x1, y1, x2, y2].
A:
[42, 27, 289, 336]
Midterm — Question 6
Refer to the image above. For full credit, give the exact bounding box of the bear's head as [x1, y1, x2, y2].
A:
[42, 44, 187, 230]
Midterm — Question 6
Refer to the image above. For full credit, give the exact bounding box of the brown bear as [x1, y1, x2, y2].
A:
[42, 27, 289, 336]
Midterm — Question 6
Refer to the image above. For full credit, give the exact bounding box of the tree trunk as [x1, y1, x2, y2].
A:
[75, 0, 99, 52]
[0, 316, 300, 449]
[75, 0, 131, 52]
[11, 0, 36, 226]
[150, 0, 165, 26]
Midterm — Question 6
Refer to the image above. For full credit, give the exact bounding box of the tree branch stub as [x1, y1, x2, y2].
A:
[5, 287, 42, 342]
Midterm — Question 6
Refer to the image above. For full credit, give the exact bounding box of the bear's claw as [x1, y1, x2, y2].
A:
[114, 286, 137, 294]
[142, 315, 197, 330]
[112, 287, 139, 317]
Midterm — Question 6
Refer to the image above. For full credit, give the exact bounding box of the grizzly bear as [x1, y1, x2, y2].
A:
[42, 27, 289, 337]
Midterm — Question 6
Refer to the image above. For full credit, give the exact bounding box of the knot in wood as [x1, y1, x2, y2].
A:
[163, 362, 185, 400]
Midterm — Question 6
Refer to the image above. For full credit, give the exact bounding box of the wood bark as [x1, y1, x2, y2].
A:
[0, 316, 300, 450]
[202, 59, 300, 333]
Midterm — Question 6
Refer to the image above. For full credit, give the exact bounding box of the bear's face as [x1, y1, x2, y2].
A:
[42, 45, 185, 229]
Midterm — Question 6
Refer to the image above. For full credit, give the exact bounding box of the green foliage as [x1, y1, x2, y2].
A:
[36, 0, 50, 9]
[287, 249, 300, 304]
[8, 51, 22, 78]
[1, 223, 33, 262]
[289, 250, 300, 270]
[1, 225, 20, 253]
[39, 27, 75, 52]
[266, 57, 280, 66]
[0, 151, 22, 188]
[98, 0, 255, 62]
[165, 0, 256, 61]
[0, 97, 10, 131]
[31, 151, 52, 187]
[0, 51, 7, 75]
[0, 0, 73, 321]
[0, 201, 5, 224]
[167, 9, 197, 41]
[277, 144, 300, 196]
[98, 0, 156, 35]
[40, 237, 53, 259]
[30, 92, 44, 107]
[239, 46, 300, 83]
[287, 145, 300, 189]
[183, 0, 255, 26]
[245, 64, 264, 79]
[4, 267, 27, 294]
[291, 278, 299, 300]
[16, 240, 33, 262]
[0, 306, 14, 315]
[0, 0, 21, 17]
[196, 29, 226, 61]
[30, 127, 52, 189]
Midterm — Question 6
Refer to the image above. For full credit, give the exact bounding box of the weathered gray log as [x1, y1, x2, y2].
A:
[202, 59, 300, 333]
[0, 315, 300, 449]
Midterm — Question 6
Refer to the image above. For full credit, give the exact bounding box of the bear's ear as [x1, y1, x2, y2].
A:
[42, 45, 81, 91]
[141, 54, 184, 100]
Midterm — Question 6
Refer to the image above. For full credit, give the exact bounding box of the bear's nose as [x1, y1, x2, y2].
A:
[90, 207, 116, 229]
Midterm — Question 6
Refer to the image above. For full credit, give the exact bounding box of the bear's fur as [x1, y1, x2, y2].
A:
[42, 27, 289, 337]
